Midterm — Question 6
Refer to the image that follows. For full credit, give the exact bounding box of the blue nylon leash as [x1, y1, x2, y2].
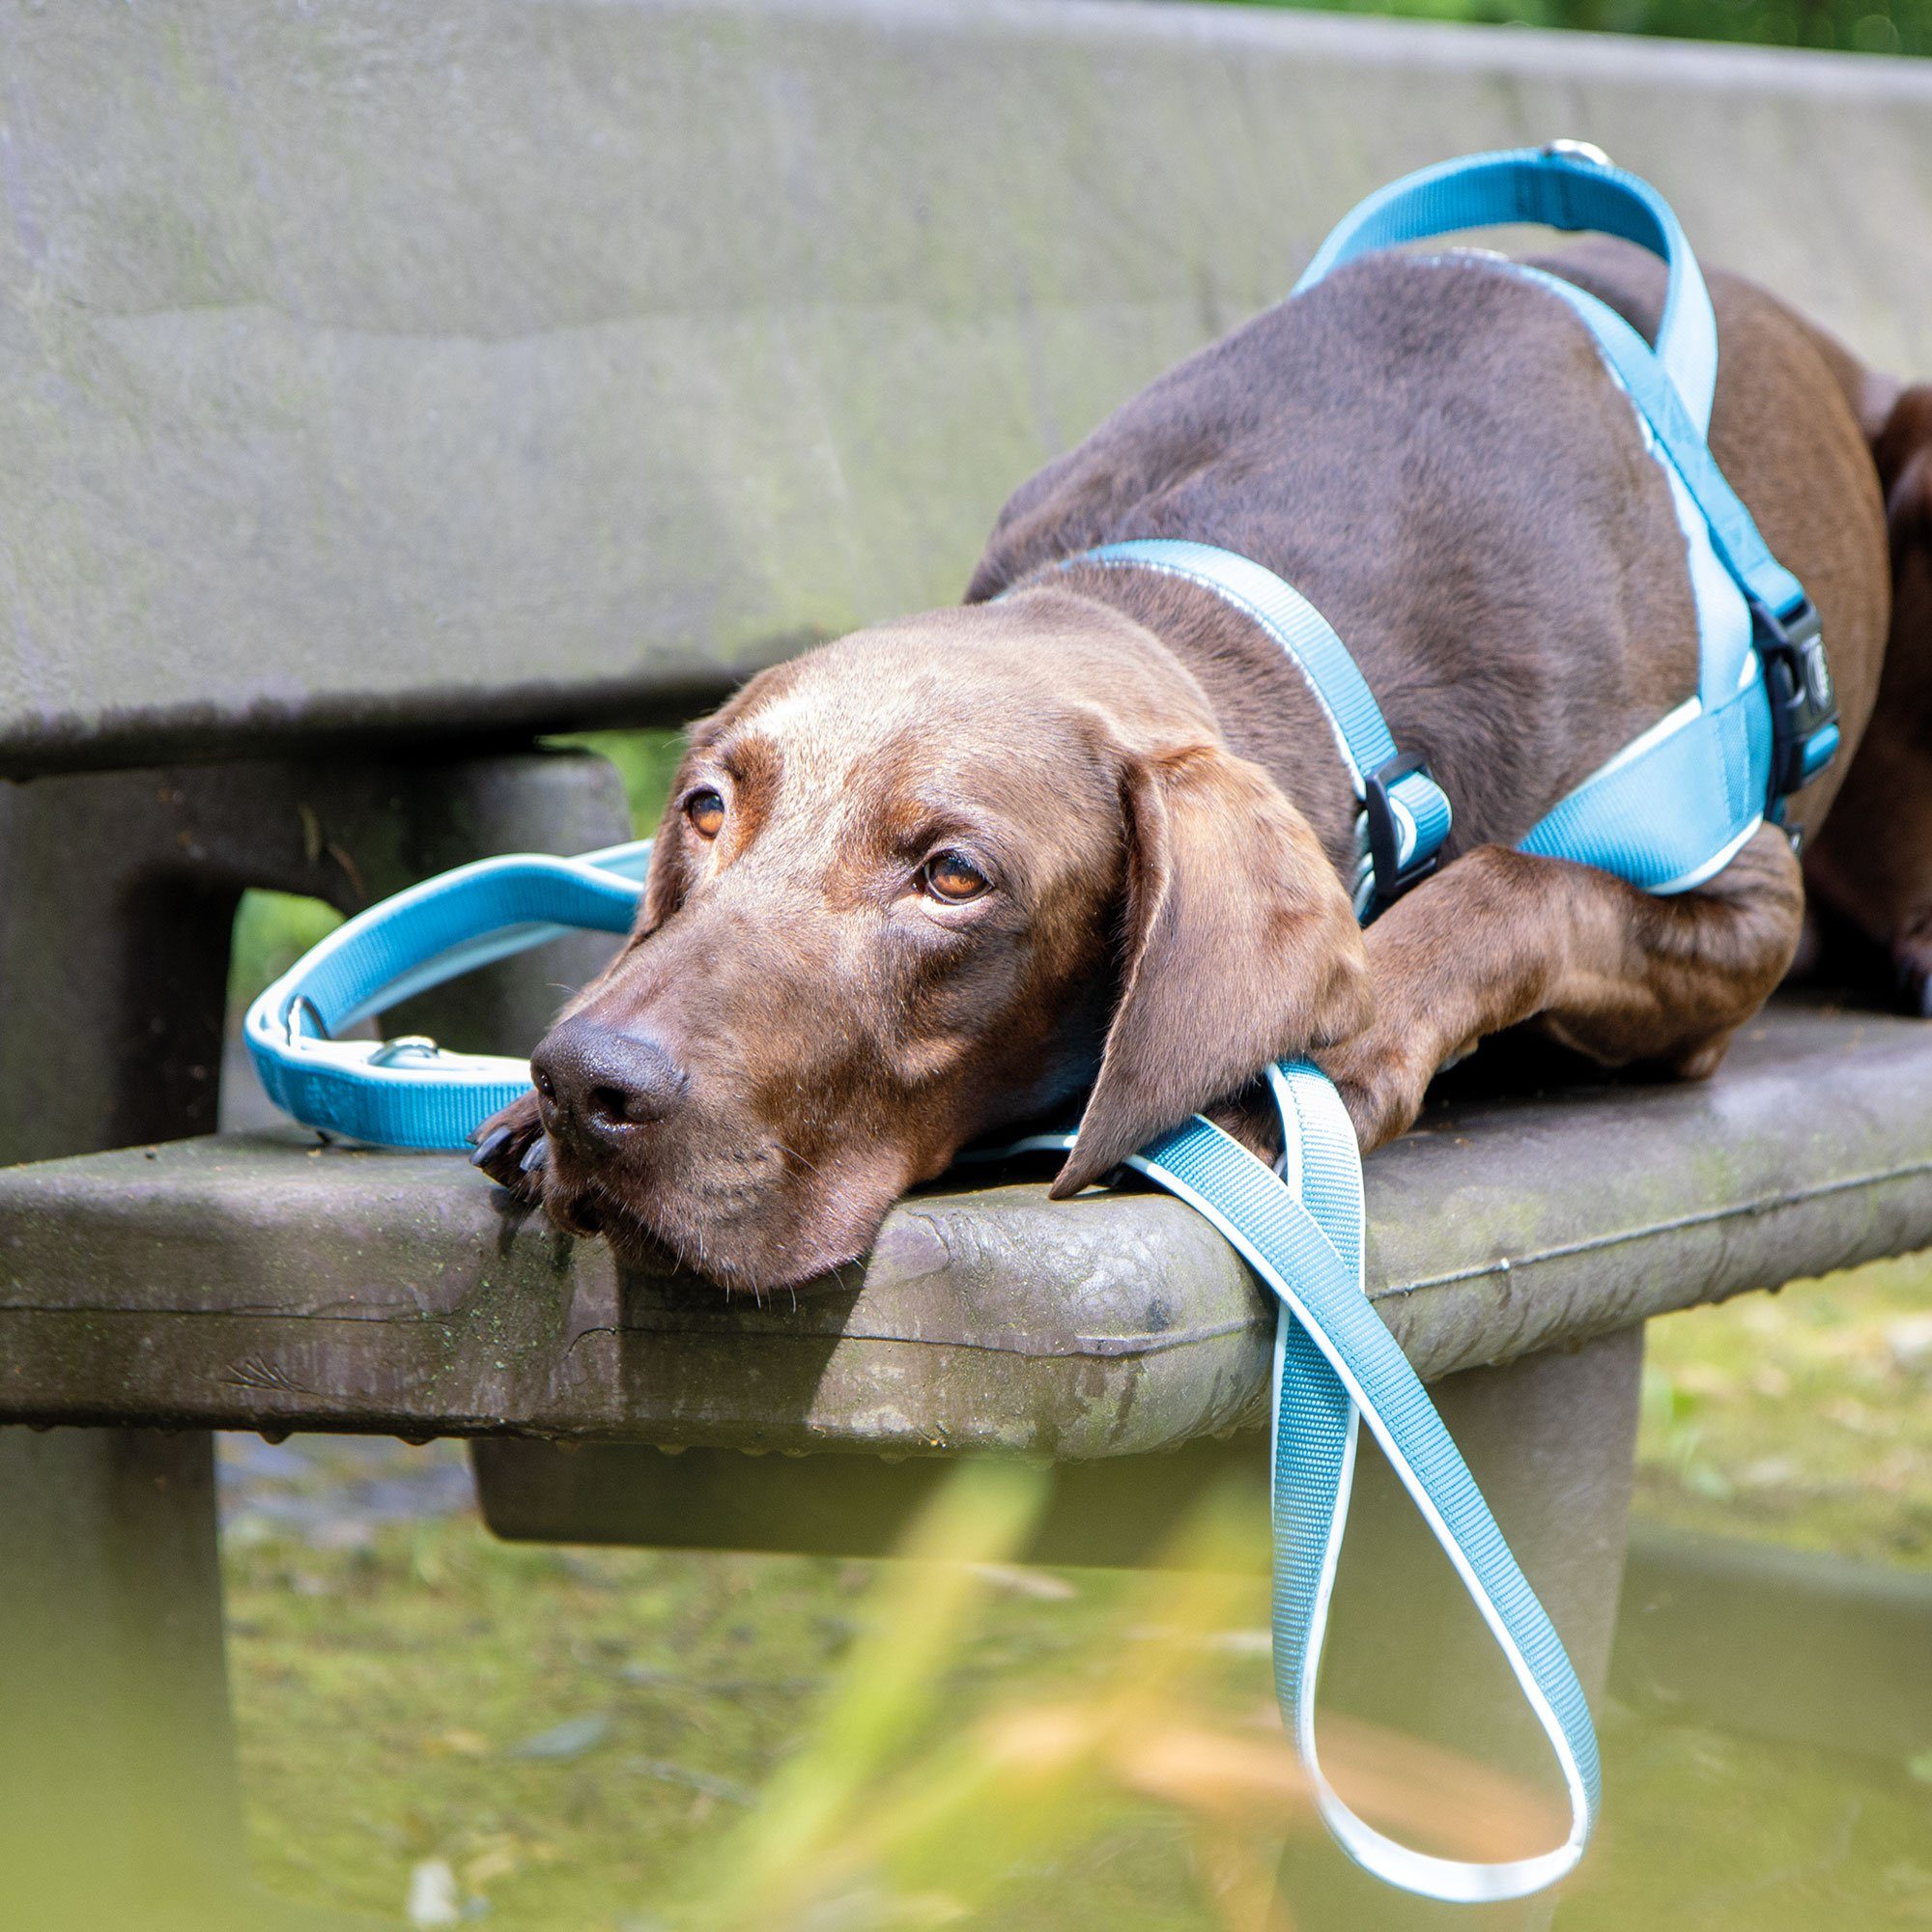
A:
[987, 1066, 1598, 1900]
[244, 144, 1841, 1901]
[243, 838, 654, 1149]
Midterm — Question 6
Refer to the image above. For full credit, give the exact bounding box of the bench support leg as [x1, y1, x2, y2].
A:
[0, 1427, 247, 1930]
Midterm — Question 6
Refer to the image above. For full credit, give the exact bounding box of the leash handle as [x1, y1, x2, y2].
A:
[1294, 142, 1719, 436]
[1131, 1067, 1600, 1902]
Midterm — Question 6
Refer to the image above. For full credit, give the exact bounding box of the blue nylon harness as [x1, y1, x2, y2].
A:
[244, 146, 1837, 1903]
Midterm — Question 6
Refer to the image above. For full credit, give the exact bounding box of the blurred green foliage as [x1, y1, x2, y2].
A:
[548, 729, 688, 839]
[1227, 0, 1928, 57]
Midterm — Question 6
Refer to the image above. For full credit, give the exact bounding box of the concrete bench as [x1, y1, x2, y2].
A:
[4, 3, 1931, 1927]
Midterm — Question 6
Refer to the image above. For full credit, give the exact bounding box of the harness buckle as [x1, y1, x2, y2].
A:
[1363, 751, 1440, 915]
[1752, 595, 1840, 811]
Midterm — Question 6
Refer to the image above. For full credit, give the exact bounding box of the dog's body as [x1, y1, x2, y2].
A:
[477, 239, 1918, 1293]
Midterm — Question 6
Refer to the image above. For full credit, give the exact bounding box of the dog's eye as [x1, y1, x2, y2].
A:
[684, 787, 725, 839]
[922, 850, 989, 903]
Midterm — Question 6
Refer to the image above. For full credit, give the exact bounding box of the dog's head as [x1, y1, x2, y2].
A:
[495, 589, 1369, 1291]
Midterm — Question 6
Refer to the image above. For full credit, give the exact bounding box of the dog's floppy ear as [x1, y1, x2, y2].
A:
[1052, 742, 1372, 1198]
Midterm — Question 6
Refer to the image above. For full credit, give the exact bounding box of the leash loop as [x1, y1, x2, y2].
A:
[244, 838, 654, 1149]
[1132, 1067, 1599, 1900]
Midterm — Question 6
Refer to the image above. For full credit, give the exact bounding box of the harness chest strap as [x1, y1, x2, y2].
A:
[1054, 540, 1453, 919]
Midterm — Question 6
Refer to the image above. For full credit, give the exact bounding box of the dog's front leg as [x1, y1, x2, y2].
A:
[1319, 825, 1805, 1151]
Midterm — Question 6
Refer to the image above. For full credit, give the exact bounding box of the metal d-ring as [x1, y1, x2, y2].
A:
[368, 1035, 440, 1065]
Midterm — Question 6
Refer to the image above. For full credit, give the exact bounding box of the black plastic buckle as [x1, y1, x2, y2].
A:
[1752, 595, 1839, 810]
[1363, 751, 1439, 916]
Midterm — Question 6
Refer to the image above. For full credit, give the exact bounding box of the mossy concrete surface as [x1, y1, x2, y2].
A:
[3, 996, 1929, 1455]
[6, 1, 1932, 771]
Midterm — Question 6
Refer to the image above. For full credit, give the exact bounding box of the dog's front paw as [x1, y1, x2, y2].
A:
[469, 1092, 548, 1202]
[1315, 1033, 1433, 1153]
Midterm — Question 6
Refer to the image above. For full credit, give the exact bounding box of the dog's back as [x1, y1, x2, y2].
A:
[969, 242, 1889, 857]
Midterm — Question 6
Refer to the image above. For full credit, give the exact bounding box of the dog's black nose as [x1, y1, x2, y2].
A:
[530, 1016, 688, 1152]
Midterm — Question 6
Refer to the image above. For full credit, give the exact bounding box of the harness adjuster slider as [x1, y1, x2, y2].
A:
[1363, 751, 1440, 915]
[1752, 594, 1839, 808]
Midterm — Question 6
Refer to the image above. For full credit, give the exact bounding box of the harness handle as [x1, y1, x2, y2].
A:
[1294, 141, 1719, 437]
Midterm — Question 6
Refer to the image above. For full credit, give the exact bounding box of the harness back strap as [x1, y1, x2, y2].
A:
[1296, 142, 1838, 819]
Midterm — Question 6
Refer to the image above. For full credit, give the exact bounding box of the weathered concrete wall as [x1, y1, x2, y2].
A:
[5, 0, 1931, 770]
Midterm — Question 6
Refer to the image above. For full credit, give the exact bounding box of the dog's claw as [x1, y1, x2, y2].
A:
[520, 1134, 550, 1175]
[470, 1124, 513, 1168]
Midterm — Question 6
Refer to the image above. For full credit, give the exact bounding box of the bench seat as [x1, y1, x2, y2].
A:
[3, 997, 1926, 1459]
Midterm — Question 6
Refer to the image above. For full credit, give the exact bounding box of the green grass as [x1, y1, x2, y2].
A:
[1227, 0, 1932, 58]
[1637, 1258, 1932, 1568]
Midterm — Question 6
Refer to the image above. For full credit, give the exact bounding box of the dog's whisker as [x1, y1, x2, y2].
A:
[773, 1139, 822, 1178]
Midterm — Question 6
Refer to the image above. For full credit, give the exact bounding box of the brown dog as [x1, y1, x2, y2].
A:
[474, 239, 1903, 1293]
